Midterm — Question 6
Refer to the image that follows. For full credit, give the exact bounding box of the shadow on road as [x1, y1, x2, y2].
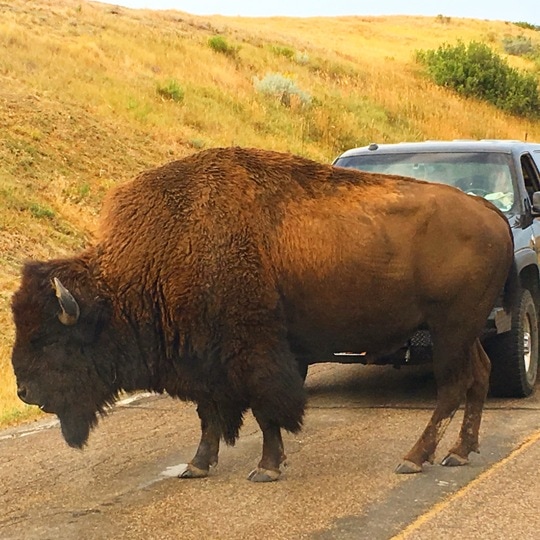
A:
[305, 363, 437, 408]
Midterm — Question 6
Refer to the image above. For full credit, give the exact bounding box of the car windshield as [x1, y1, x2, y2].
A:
[336, 151, 515, 212]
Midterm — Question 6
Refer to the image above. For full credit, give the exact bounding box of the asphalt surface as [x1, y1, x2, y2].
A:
[1, 363, 539, 539]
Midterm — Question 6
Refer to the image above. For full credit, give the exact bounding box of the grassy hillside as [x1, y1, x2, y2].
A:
[1, 0, 540, 426]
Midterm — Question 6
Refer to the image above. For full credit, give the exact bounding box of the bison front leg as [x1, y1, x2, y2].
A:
[180, 403, 220, 479]
[248, 414, 286, 482]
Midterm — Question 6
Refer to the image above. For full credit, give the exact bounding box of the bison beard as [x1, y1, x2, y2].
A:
[58, 411, 98, 449]
[10, 146, 516, 482]
[55, 382, 115, 450]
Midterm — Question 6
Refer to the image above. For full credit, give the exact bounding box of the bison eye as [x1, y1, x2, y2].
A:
[28, 328, 61, 348]
[29, 332, 45, 347]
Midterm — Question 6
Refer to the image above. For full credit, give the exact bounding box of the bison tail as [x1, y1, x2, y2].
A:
[502, 259, 519, 314]
[218, 406, 247, 446]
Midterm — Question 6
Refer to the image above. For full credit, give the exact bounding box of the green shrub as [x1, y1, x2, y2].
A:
[29, 203, 55, 219]
[513, 21, 540, 32]
[436, 14, 451, 24]
[416, 41, 540, 118]
[270, 45, 295, 59]
[208, 35, 239, 58]
[156, 79, 185, 102]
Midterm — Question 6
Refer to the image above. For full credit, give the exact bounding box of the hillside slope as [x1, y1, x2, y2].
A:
[1, 0, 539, 424]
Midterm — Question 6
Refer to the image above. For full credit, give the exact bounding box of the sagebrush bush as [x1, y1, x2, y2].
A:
[294, 52, 310, 65]
[416, 41, 540, 118]
[502, 35, 535, 56]
[253, 72, 312, 107]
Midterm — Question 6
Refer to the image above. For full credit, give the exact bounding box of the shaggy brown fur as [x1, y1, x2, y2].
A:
[11, 147, 515, 481]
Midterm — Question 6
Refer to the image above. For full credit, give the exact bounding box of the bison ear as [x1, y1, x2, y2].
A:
[52, 277, 80, 326]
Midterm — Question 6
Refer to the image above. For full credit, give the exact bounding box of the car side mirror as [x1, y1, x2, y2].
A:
[532, 192, 540, 214]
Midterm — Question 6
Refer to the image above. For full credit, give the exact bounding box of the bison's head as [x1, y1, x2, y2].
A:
[11, 261, 115, 449]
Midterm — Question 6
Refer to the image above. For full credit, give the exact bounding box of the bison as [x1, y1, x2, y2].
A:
[11, 147, 515, 481]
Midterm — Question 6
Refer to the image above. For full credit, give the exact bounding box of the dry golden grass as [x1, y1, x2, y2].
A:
[1, 0, 540, 426]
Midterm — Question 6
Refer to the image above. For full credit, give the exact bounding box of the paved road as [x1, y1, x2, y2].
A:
[1, 363, 539, 539]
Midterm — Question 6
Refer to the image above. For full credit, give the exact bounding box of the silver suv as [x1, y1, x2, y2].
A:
[333, 140, 540, 398]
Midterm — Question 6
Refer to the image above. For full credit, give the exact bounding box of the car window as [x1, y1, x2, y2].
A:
[336, 151, 515, 212]
[531, 150, 540, 175]
[521, 154, 540, 199]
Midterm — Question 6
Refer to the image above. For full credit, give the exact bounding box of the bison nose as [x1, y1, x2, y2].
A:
[17, 385, 29, 403]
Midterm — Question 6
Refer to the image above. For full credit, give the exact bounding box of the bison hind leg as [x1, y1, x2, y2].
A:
[396, 335, 471, 473]
[442, 339, 490, 466]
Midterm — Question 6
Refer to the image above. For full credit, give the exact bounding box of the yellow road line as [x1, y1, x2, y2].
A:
[391, 429, 540, 540]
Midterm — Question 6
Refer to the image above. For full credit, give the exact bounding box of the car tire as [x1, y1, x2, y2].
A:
[486, 288, 539, 398]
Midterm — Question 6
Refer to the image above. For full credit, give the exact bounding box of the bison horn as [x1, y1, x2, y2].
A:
[52, 277, 80, 325]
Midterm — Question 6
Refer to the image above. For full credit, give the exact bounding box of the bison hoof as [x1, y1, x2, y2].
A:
[441, 453, 469, 467]
[395, 460, 423, 474]
[179, 463, 209, 479]
[247, 467, 281, 482]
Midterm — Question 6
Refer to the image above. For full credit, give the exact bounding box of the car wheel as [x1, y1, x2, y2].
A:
[486, 288, 539, 397]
